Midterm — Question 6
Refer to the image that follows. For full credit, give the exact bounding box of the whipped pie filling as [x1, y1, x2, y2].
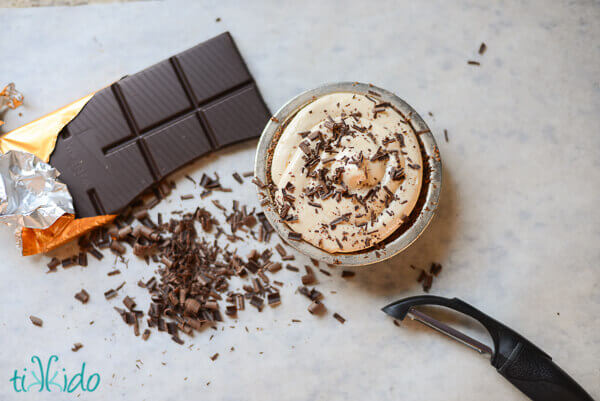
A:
[270, 93, 423, 253]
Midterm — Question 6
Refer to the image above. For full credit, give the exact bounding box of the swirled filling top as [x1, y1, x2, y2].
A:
[270, 92, 422, 253]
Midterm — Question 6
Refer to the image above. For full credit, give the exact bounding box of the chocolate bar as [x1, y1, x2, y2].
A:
[50, 32, 270, 217]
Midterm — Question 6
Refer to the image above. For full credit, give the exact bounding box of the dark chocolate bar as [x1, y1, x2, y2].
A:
[51, 32, 270, 217]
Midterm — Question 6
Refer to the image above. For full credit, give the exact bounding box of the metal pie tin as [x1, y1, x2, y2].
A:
[254, 82, 442, 266]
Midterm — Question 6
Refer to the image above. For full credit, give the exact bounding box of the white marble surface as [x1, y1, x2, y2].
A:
[1, 1, 599, 400]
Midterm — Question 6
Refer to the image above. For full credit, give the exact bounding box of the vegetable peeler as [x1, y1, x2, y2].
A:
[382, 295, 594, 401]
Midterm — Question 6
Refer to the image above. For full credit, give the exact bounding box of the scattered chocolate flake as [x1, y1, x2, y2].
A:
[332, 313, 346, 324]
[267, 292, 281, 306]
[71, 343, 83, 352]
[288, 232, 302, 241]
[88, 247, 103, 260]
[74, 289, 90, 304]
[62, 257, 76, 268]
[78, 252, 88, 267]
[110, 240, 126, 255]
[478, 42, 487, 55]
[242, 171, 254, 178]
[180, 194, 194, 200]
[301, 266, 316, 285]
[341, 270, 355, 278]
[298, 140, 311, 155]
[142, 329, 151, 341]
[274, 243, 287, 257]
[286, 264, 299, 272]
[212, 199, 226, 211]
[430, 263, 443, 276]
[417, 269, 434, 292]
[123, 296, 136, 311]
[329, 213, 351, 229]
[308, 301, 326, 315]
[47, 257, 60, 272]
[251, 177, 266, 189]
[467, 60, 480, 66]
[266, 262, 282, 273]
[210, 353, 219, 361]
[107, 269, 121, 276]
[29, 316, 43, 327]
[250, 295, 264, 311]
[444, 129, 449, 143]
[423, 274, 433, 292]
[184, 174, 196, 184]
[232, 172, 243, 184]
[199, 173, 222, 190]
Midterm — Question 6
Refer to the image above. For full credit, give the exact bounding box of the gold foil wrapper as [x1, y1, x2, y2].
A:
[0, 91, 118, 256]
[21, 213, 116, 256]
[0, 94, 93, 162]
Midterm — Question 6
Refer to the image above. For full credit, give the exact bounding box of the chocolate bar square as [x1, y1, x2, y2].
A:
[50, 32, 270, 217]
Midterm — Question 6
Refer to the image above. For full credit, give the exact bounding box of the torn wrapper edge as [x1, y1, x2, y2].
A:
[0, 92, 118, 255]
[21, 213, 117, 256]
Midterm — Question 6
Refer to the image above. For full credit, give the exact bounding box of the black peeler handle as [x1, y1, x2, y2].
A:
[496, 339, 594, 401]
[387, 296, 594, 401]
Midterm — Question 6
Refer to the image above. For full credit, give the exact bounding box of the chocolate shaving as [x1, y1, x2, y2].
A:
[29, 316, 43, 327]
[123, 296, 137, 311]
[430, 263, 443, 276]
[288, 232, 302, 241]
[478, 42, 487, 55]
[47, 257, 60, 272]
[267, 292, 281, 306]
[308, 301, 326, 315]
[232, 172, 243, 184]
[251, 177, 266, 189]
[332, 313, 346, 324]
[74, 289, 90, 304]
[329, 213, 351, 229]
[88, 248, 103, 260]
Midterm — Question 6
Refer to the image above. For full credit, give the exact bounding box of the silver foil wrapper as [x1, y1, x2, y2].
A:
[0, 150, 74, 230]
[0, 83, 24, 113]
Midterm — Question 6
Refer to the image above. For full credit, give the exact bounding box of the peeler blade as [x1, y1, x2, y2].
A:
[405, 308, 493, 356]
[382, 297, 493, 357]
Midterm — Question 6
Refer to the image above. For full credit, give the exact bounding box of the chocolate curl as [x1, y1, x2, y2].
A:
[21, 213, 116, 256]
